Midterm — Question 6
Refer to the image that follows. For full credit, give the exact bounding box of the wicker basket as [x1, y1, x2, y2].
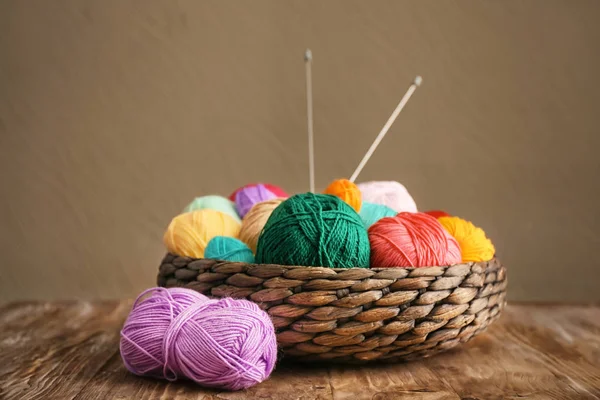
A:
[157, 254, 507, 363]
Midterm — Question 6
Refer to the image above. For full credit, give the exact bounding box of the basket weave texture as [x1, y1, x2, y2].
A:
[157, 255, 507, 363]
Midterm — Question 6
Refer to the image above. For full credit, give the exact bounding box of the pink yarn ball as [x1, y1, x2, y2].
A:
[120, 287, 277, 391]
[357, 181, 417, 213]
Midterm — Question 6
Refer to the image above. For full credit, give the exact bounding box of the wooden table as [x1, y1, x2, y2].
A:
[0, 302, 598, 400]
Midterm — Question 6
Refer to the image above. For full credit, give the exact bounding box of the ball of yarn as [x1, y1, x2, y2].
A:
[438, 216, 495, 262]
[256, 193, 370, 268]
[235, 184, 284, 219]
[163, 210, 241, 258]
[424, 210, 451, 219]
[205, 236, 255, 263]
[239, 198, 285, 253]
[357, 181, 417, 213]
[120, 287, 277, 391]
[369, 212, 461, 268]
[229, 183, 288, 202]
[183, 195, 241, 223]
[359, 202, 397, 228]
[323, 179, 362, 212]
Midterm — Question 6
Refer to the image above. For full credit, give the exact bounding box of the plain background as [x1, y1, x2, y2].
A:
[1, 1, 599, 302]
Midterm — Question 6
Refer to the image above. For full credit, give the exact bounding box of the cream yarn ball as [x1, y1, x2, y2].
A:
[239, 199, 285, 253]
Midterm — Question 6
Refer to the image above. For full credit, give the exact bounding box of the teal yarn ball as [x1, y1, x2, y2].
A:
[205, 236, 255, 263]
[183, 195, 241, 223]
[359, 202, 397, 228]
[255, 193, 370, 268]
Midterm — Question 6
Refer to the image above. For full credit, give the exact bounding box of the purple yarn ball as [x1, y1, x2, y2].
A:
[120, 287, 277, 391]
[234, 184, 279, 218]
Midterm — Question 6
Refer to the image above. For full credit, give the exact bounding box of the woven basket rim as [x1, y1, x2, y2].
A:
[158, 254, 506, 363]
[169, 254, 499, 273]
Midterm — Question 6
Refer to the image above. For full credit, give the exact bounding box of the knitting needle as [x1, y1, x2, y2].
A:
[349, 76, 423, 183]
[305, 49, 315, 193]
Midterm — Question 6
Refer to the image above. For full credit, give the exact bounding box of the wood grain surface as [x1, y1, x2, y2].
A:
[0, 301, 598, 399]
[1, 1, 600, 302]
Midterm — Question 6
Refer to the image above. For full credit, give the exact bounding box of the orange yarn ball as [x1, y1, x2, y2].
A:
[323, 179, 362, 212]
[437, 216, 495, 262]
[368, 212, 462, 268]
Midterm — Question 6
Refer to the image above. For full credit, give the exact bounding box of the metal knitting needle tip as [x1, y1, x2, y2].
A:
[304, 49, 313, 62]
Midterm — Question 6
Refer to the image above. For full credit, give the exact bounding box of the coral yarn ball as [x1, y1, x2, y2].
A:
[120, 287, 277, 391]
[424, 210, 451, 219]
[357, 181, 417, 213]
[323, 179, 362, 212]
[256, 193, 370, 268]
[368, 212, 461, 268]
[163, 210, 241, 258]
[438, 216, 495, 262]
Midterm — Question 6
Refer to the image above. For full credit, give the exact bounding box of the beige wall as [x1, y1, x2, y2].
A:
[1, 1, 599, 302]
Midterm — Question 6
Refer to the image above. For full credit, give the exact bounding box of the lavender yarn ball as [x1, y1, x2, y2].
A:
[120, 287, 277, 391]
[235, 184, 279, 218]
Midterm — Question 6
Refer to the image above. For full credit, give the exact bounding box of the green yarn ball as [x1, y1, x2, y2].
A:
[183, 195, 241, 223]
[359, 201, 397, 228]
[205, 236, 255, 263]
[255, 193, 370, 268]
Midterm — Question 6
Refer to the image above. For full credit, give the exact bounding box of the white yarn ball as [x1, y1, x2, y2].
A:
[357, 181, 417, 213]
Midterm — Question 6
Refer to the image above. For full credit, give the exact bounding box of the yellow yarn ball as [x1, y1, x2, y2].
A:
[163, 209, 241, 258]
[239, 198, 284, 253]
[323, 178, 362, 212]
[437, 216, 495, 262]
